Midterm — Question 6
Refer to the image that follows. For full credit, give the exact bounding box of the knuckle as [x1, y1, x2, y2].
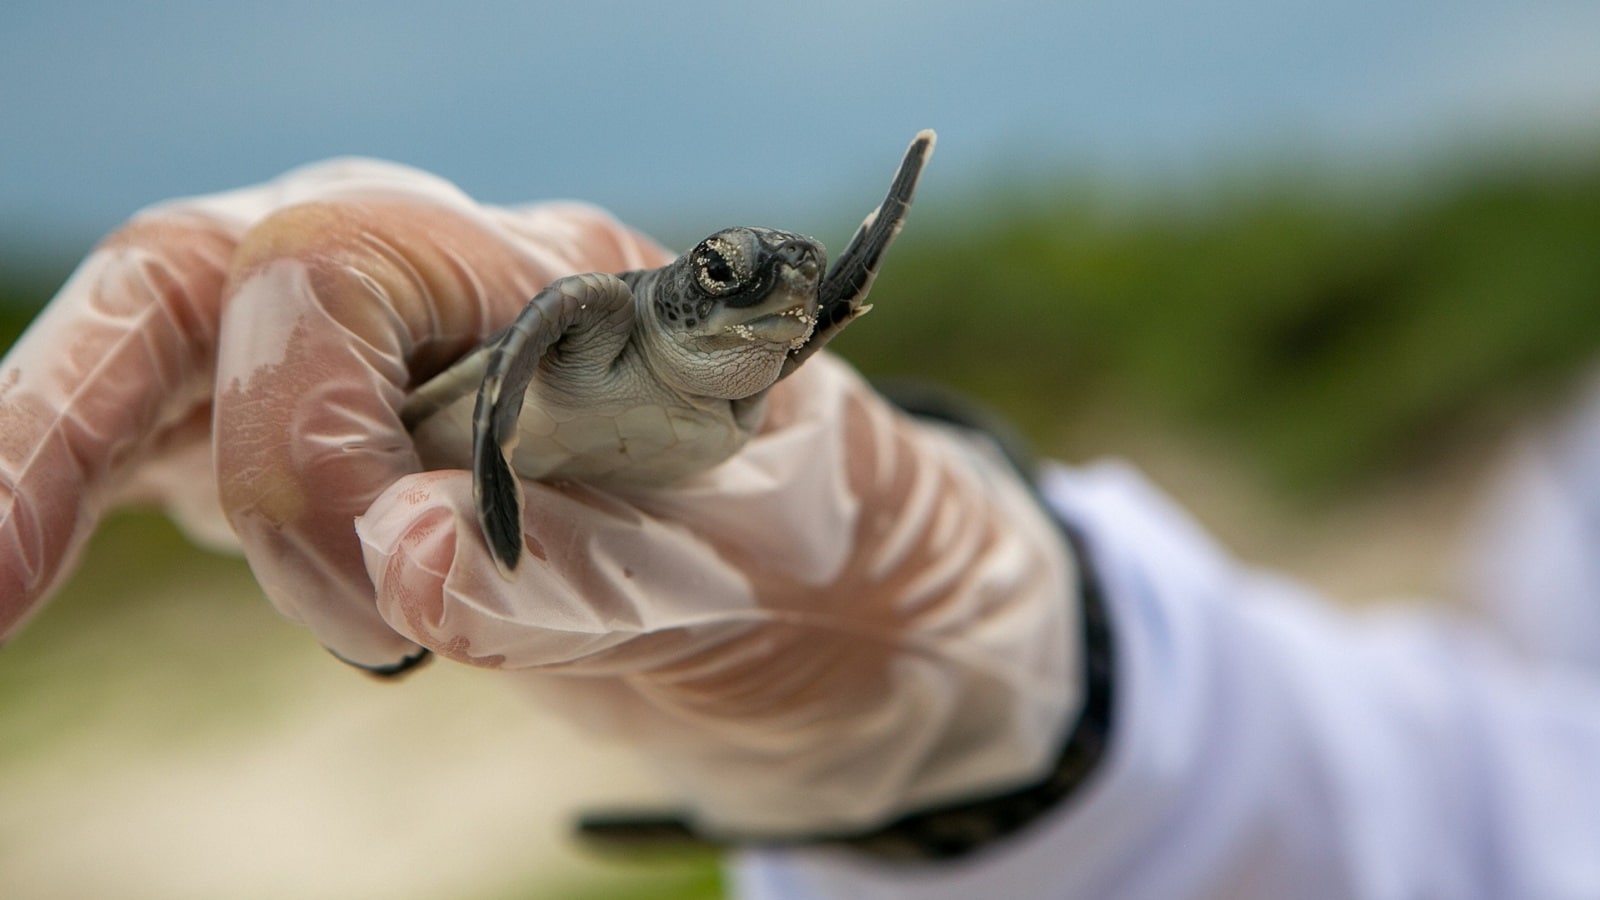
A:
[229, 201, 369, 277]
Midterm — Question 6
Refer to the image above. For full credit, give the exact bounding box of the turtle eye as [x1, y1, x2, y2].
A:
[693, 239, 744, 295]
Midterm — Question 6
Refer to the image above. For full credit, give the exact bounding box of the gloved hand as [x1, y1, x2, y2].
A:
[359, 352, 1079, 835]
[0, 160, 1080, 837]
[0, 158, 669, 669]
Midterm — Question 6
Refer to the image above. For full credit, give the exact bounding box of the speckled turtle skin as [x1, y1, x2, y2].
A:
[402, 130, 935, 571]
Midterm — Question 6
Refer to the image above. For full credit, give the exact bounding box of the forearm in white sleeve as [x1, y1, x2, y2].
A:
[1461, 367, 1600, 673]
[732, 461, 1600, 900]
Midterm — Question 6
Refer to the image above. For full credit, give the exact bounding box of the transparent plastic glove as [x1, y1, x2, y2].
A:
[358, 353, 1079, 836]
[0, 159, 670, 668]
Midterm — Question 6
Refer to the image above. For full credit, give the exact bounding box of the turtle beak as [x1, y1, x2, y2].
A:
[704, 242, 824, 348]
[774, 239, 823, 293]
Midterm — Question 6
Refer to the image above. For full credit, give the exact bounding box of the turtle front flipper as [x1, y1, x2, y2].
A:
[780, 129, 935, 379]
[475, 273, 636, 574]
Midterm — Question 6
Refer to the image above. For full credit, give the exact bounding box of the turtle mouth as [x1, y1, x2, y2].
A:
[703, 260, 821, 348]
[746, 302, 820, 349]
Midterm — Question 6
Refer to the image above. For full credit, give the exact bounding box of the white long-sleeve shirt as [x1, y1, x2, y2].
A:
[733, 451, 1600, 899]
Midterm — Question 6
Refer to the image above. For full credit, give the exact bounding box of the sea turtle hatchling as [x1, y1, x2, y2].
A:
[402, 130, 935, 573]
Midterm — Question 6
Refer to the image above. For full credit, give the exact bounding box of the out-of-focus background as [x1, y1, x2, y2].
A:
[4, 2, 1600, 897]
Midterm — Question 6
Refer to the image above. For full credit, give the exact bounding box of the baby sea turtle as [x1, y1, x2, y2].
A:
[402, 130, 935, 573]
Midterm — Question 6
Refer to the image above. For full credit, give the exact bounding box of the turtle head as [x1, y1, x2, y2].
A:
[643, 226, 827, 399]
[663, 226, 825, 344]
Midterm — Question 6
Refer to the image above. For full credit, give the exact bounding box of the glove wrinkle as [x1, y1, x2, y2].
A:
[0, 214, 237, 639]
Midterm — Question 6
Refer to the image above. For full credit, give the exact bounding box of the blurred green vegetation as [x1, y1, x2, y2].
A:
[518, 859, 723, 900]
[832, 158, 1600, 497]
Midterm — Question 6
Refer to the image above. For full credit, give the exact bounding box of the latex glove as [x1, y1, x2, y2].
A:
[358, 352, 1080, 836]
[0, 158, 670, 669]
[0, 157, 1079, 835]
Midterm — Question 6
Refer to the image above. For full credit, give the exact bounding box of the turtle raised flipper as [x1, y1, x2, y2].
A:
[474, 272, 637, 573]
[780, 129, 935, 378]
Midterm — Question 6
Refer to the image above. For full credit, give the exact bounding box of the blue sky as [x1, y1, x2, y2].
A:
[3, 1, 1599, 255]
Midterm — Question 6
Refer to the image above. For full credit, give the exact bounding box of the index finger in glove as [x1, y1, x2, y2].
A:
[0, 201, 252, 641]
[358, 469, 765, 672]
[213, 188, 670, 670]
[0, 158, 516, 643]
